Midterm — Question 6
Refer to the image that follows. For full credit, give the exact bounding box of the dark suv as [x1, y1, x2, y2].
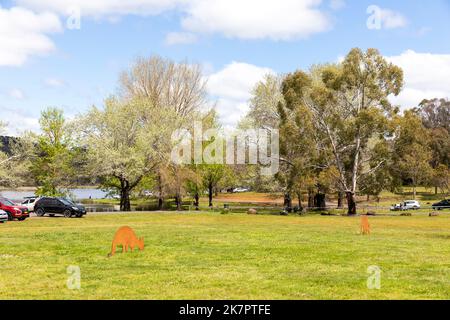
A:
[34, 197, 87, 218]
[432, 199, 450, 210]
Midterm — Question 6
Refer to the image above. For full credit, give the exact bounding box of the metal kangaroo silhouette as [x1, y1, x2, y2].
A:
[108, 226, 144, 257]
[360, 215, 371, 235]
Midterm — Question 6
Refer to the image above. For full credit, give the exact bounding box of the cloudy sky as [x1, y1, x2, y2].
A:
[1, 0, 450, 135]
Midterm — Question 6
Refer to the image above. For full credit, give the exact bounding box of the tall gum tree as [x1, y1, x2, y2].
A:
[282, 48, 403, 215]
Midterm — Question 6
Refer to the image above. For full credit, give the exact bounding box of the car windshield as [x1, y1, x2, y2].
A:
[59, 198, 75, 206]
[0, 198, 16, 206]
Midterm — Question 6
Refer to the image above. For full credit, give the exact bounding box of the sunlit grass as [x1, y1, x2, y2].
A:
[1, 212, 449, 300]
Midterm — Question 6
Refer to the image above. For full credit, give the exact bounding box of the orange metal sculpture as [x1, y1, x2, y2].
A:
[360, 215, 371, 235]
[108, 226, 144, 257]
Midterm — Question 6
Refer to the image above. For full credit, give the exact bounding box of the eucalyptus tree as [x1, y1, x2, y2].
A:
[240, 75, 284, 194]
[281, 48, 403, 215]
[391, 111, 434, 199]
[247, 74, 283, 130]
[415, 98, 450, 194]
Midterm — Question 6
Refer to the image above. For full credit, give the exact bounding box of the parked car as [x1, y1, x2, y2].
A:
[403, 200, 421, 210]
[34, 197, 87, 218]
[21, 196, 40, 212]
[390, 200, 421, 211]
[432, 199, 450, 210]
[0, 209, 8, 223]
[142, 190, 154, 197]
[0, 197, 29, 221]
[232, 187, 250, 193]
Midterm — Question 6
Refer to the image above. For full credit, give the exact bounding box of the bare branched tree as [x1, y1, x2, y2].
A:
[119, 55, 208, 119]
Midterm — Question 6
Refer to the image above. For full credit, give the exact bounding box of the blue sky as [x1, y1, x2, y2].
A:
[1, 0, 450, 135]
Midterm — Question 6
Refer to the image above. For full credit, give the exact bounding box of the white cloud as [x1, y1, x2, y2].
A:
[165, 32, 198, 45]
[44, 77, 66, 87]
[0, 6, 62, 66]
[387, 50, 450, 108]
[206, 62, 274, 126]
[181, 0, 331, 40]
[17, 0, 332, 41]
[8, 89, 25, 100]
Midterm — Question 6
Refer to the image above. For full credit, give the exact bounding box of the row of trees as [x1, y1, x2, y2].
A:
[242, 49, 449, 214]
[0, 49, 449, 215]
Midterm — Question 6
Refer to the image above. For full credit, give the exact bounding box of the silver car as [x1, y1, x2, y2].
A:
[0, 209, 8, 223]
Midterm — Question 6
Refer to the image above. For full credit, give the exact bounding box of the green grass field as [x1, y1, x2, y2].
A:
[0, 212, 449, 300]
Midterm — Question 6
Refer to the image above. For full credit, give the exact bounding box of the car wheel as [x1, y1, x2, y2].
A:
[18, 217, 26, 221]
[35, 208, 45, 217]
[63, 210, 72, 218]
[76, 212, 83, 218]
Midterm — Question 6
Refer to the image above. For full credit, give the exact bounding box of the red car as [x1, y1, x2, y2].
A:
[0, 198, 29, 221]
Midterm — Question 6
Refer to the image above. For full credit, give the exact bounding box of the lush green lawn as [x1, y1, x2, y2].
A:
[0, 212, 449, 300]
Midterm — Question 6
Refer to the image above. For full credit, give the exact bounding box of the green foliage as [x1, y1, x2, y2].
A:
[432, 164, 450, 196]
[279, 48, 404, 214]
[391, 110, 434, 198]
[30, 107, 76, 197]
[79, 97, 181, 210]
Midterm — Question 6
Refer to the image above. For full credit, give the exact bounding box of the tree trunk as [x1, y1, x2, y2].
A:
[194, 192, 199, 211]
[314, 193, 326, 209]
[208, 182, 213, 207]
[337, 192, 343, 208]
[296, 192, 303, 210]
[175, 194, 182, 211]
[157, 173, 164, 210]
[346, 191, 357, 216]
[284, 193, 292, 209]
[367, 194, 370, 201]
[119, 180, 131, 212]
[435, 186, 438, 195]
[308, 190, 314, 208]
[413, 186, 417, 200]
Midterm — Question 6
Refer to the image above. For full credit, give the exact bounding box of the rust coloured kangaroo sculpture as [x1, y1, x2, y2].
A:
[108, 226, 144, 257]
[360, 215, 371, 235]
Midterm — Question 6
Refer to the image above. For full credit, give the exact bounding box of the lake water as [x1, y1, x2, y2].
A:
[0, 188, 109, 202]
